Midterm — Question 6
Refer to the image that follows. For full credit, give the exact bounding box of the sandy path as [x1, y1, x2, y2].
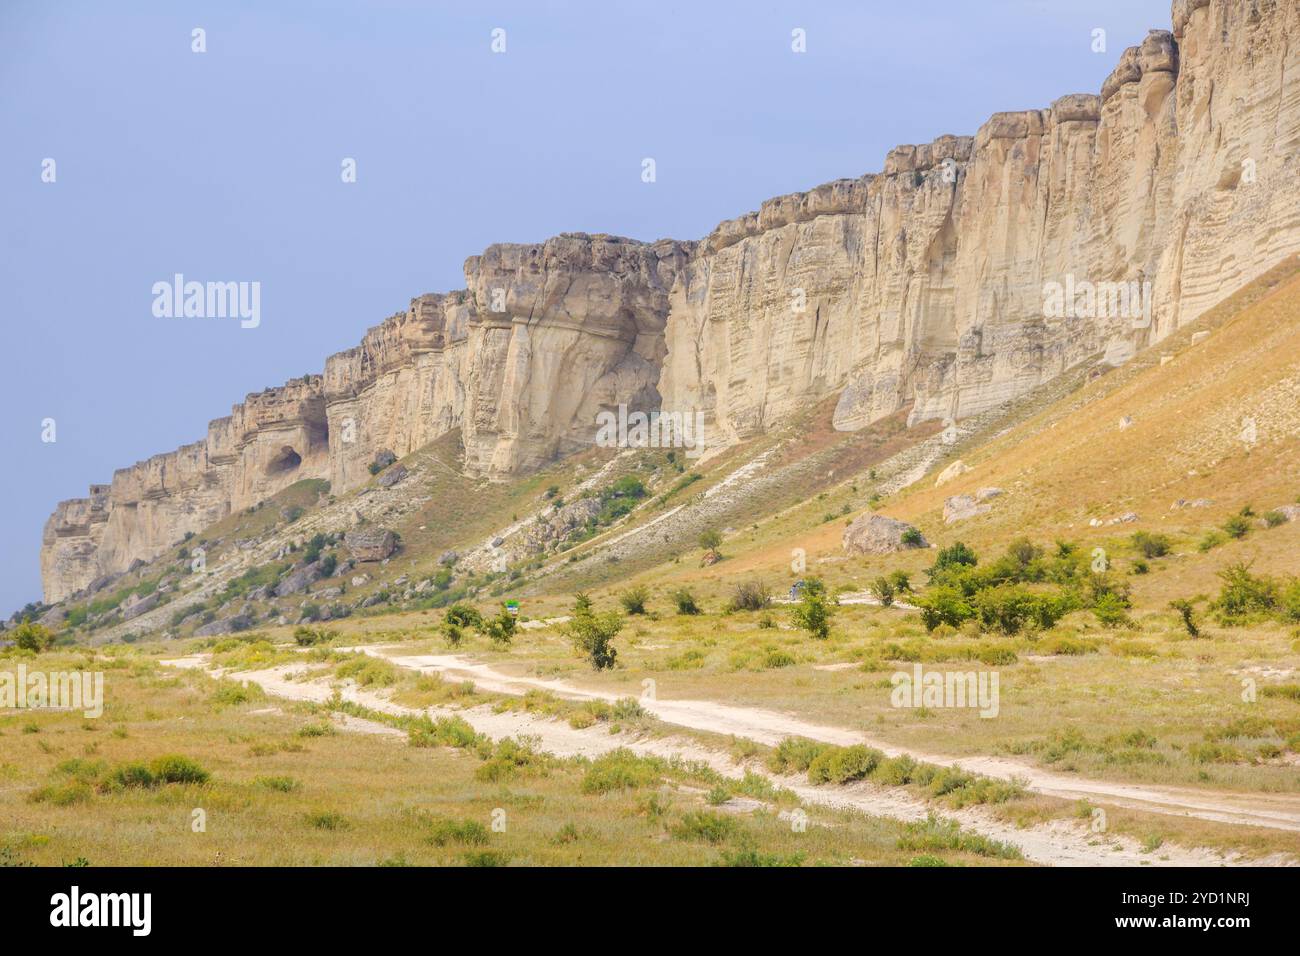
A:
[163, 655, 1279, 867]
[339, 646, 1300, 834]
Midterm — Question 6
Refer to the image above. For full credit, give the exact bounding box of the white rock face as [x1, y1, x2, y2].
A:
[661, 2, 1300, 440]
[40, 0, 1300, 602]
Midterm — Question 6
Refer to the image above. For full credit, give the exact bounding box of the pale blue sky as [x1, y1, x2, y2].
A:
[0, 0, 1171, 612]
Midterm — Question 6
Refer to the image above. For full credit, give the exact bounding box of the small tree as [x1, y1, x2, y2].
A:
[698, 528, 723, 560]
[1169, 599, 1200, 638]
[479, 605, 518, 647]
[928, 541, 978, 580]
[790, 577, 833, 639]
[445, 603, 482, 630]
[12, 622, 54, 653]
[888, 570, 912, 594]
[869, 576, 896, 607]
[563, 593, 621, 670]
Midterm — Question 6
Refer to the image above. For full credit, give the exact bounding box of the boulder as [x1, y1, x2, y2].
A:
[121, 591, 160, 621]
[934, 460, 970, 487]
[842, 514, 928, 555]
[274, 560, 323, 597]
[376, 463, 408, 488]
[345, 528, 397, 562]
[194, 614, 253, 637]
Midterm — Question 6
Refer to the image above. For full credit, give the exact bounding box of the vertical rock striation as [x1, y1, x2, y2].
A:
[40, 0, 1300, 602]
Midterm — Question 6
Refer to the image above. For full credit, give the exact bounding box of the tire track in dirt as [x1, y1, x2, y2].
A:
[163, 654, 1288, 866]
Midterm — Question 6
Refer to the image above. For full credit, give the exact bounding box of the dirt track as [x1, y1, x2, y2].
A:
[164, 653, 1294, 867]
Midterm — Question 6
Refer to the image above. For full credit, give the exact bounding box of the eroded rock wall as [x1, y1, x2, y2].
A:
[40, 0, 1300, 603]
[663, 1, 1300, 438]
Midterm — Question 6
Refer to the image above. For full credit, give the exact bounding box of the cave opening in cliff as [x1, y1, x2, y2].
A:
[266, 445, 302, 476]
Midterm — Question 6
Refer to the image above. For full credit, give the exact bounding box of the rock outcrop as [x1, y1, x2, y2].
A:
[40, 0, 1300, 602]
[842, 514, 929, 555]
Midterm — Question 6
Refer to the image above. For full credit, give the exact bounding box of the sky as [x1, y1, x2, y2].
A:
[0, 0, 1172, 613]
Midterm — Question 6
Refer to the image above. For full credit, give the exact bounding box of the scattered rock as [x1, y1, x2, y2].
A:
[1171, 498, 1214, 510]
[373, 449, 397, 470]
[438, 551, 459, 566]
[1118, 415, 1134, 430]
[934, 460, 971, 487]
[522, 498, 603, 553]
[976, 487, 1004, 501]
[842, 514, 928, 555]
[1190, 330, 1210, 346]
[944, 494, 991, 524]
[351, 574, 370, 587]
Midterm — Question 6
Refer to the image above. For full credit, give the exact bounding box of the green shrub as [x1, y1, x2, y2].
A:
[445, 603, 482, 629]
[1198, 530, 1226, 552]
[149, 755, 210, 785]
[1213, 562, 1277, 621]
[581, 749, 661, 794]
[897, 814, 1021, 860]
[478, 606, 517, 647]
[807, 745, 882, 784]
[1223, 514, 1252, 539]
[12, 622, 54, 653]
[1169, 599, 1200, 637]
[928, 542, 978, 579]
[870, 576, 896, 607]
[790, 578, 833, 639]
[293, 625, 333, 646]
[562, 594, 622, 670]
[670, 811, 739, 844]
[1092, 591, 1131, 628]
[103, 762, 155, 791]
[917, 586, 975, 631]
[1263, 510, 1288, 528]
[426, 818, 489, 847]
[1132, 531, 1171, 559]
[726, 581, 771, 612]
[766, 737, 830, 775]
[618, 587, 649, 615]
[673, 588, 702, 615]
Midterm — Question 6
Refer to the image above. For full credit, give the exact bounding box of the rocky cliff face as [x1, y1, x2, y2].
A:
[40, 0, 1300, 602]
[663, 1, 1300, 437]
